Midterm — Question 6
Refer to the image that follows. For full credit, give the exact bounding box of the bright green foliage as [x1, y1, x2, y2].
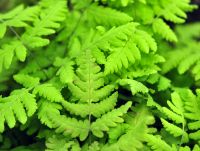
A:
[161, 118, 188, 142]
[0, 40, 27, 73]
[118, 53, 165, 81]
[76, 22, 157, 75]
[152, 88, 200, 149]
[119, 79, 149, 95]
[67, 50, 116, 103]
[46, 50, 132, 141]
[38, 99, 62, 128]
[62, 92, 118, 118]
[21, 0, 67, 48]
[84, 4, 133, 26]
[49, 115, 90, 141]
[0, 0, 199, 150]
[146, 128, 200, 151]
[33, 83, 64, 102]
[162, 92, 185, 124]
[13, 74, 40, 88]
[102, 104, 155, 151]
[159, 91, 188, 144]
[146, 73, 171, 91]
[108, 0, 197, 41]
[14, 74, 64, 102]
[179, 89, 200, 141]
[161, 23, 200, 81]
[152, 18, 178, 42]
[0, 0, 67, 74]
[0, 5, 39, 38]
[145, 134, 176, 151]
[91, 101, 132, 137]
[0, 89, 37, 132]
[45, 134, 80, 151]
[53, 57, 75, 84]
[104, 28, 157, 74]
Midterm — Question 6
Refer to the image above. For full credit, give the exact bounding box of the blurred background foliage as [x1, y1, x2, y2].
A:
[0, 0, 39, 12]
[0, 0, 200, 21]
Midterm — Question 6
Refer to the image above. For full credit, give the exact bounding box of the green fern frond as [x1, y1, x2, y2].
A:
[68, 81, 115, 103]
[132, 30, 157, 53]
[121, 0, 196, 42]
[38, 99, 62, 128]
[158, 90, 191, 145]
[76, 21, 156, 75]
[45, 134, 81, 151]
[152, 18, 177, 42]
[0, 2, 63, 73]
[85, 4, 133, 26]
[0, 89, 37, 132]
[107, 123, 130, 144]
[49, 114, 90, 141]
[53, 57, 75, 84]
[102, 103, 155, 151]
[0, 40, 27, 73]
[159, 88, 200, 143]
[178, 89, 200, 120]
[69, 50, 115, 103]
[91, 101, 132, 137]
[162, 92, 185, 124]
[21, 0, 67, 48]
[179, 146, 191, 151]
[33, 83, 64, 102]
[177, 89, 200, 141]
[119, 79, 148, 95]
[104, 36, 141, 74]
[119, 53, 164, 79]
[161, 118, 188, 143]
[188, 121, 200, 131]
[49, 49, 132, 141]
[145, 134, 175, 151]
[0, 5, 39, 38]
[104, 27, 157, 74]
[151, 0, 197, 23]
[82, 22, 137, 49]
[61, 92, 118, 118]
[13, 74, 40, 88]
[115, 104, 154, 151]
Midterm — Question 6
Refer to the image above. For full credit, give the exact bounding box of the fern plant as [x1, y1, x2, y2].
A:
[146, 88, 200, 151]
[0, 0, 199, 150]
